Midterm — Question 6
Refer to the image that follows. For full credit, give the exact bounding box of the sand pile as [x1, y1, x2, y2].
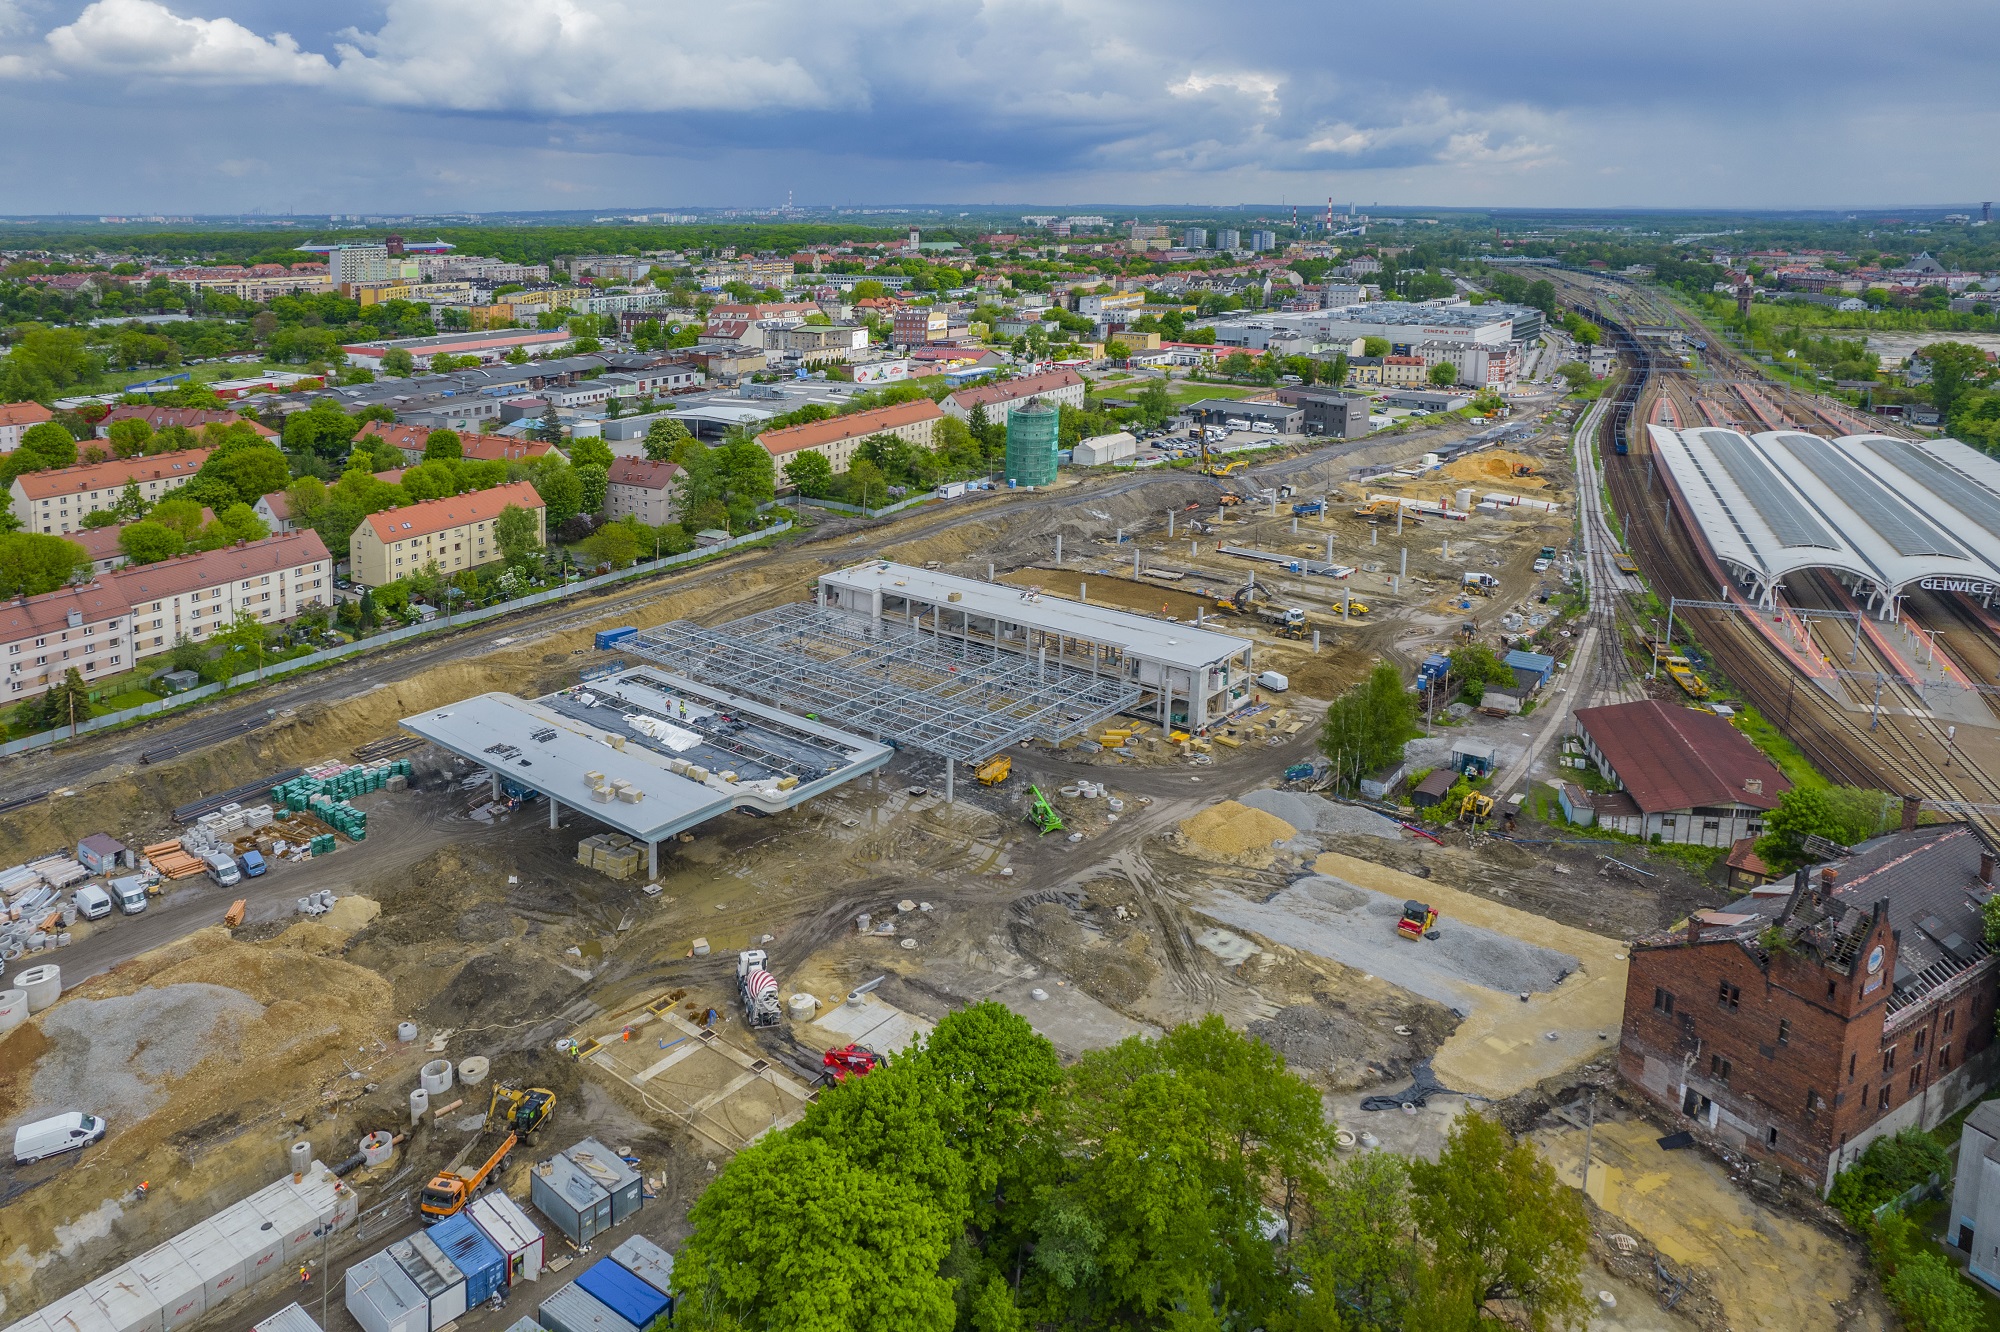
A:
[1178, 800, 1297, 865]
[27, 985, 265, 1124]
[1441, 449, 1546, 488]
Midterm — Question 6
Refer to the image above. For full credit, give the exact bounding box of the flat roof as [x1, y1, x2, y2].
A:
[820, 561, 1251, 671]
[400, 672, 890, 844]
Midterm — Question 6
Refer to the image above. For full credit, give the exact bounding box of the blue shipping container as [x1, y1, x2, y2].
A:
[427, 1212, 508, 1306]
[595, 627, 638, 651]
[575, 1259, 670, 1330]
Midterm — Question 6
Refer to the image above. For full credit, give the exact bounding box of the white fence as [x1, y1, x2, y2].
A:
[0, 523, 790, 760]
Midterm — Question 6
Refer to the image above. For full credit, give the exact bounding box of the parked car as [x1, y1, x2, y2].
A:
[110, 879, 148, 915]
[72, 886, 112, 921]
[14, 1112, 107, 1165]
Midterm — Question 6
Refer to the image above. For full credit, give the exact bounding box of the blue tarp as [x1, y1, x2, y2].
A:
[575, 1258, 671, 1330]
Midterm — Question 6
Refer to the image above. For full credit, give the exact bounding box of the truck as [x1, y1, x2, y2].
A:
[421, 1134, 519, 1222]
[203, 852, 241, 888]
[1291, 500, 1325, 517]
[1215, 586, 1311, 639]
[1462, 572, 1501, 597]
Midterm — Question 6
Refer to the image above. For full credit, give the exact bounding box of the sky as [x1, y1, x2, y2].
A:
[0, 0, 1995, 216]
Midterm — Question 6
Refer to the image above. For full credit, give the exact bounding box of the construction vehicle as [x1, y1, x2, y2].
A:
[1291, 500, 1325, 517]
[1613, 553, 1641, 575]
[1216, 492, 1243, 507]
[1204, 460, 1247, 478]
[822, 1044, 884, 1083]
[738, 949, 782, 1028]
[421, 1135, 519, 1222]
[1342, 599, 1371, 617]
[1458, 791, 1495, 825]
[1215, 585, 1312, 639]
[976, 754, 1012, 786]
[487, 1084, 557, 1136]
[1024, 786, 1064, 834]
[1662, 655, 1711, 699]
[1462, 572, 1500, 597]
[1397, 901, 1439, 941]
[1539, 546, 1559, 562]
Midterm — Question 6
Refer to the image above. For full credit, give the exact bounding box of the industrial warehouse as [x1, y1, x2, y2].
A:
[1646, 425, 2000, 614]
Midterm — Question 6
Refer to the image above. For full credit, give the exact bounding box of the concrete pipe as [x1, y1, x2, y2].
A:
[290, 1140, 312, 1178]
[14, 964, 59, 1013]
[457, 1056, 489, 1087]
[418, 1059, 453, 1095]
[359, 1131, 395, 1167]
[786, 993, 817, 1021]
[0, 989, 26, 1033]
[409, 1088, 430, 1124]
[396, 1021, 419, 1043]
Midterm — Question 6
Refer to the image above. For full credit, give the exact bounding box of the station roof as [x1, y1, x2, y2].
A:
[1645, 425, 2000, 597]
[820, 561, 1250, 672]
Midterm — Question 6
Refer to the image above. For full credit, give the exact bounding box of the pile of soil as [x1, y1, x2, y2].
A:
[1441, 449, 1547, 489]
[1177, 800, 1297, 865]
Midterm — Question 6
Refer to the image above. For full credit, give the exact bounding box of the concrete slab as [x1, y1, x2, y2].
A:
[804, 993, 934, 1056]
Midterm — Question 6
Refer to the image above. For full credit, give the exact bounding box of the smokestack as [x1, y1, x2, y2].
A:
[1902, 794, 1923, 832]
[1981, 852, 1995, 887]
[1820, 866, 1838, 890]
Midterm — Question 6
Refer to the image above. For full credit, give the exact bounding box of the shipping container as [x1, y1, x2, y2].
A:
[212, 1202, 286, 1286]
[252, 1305, 323, 1332]
[254, 1296, 324, 1328]
[575, 1260, 670, 1330]
[607, 1236, 674, 1303]
[594, 627, 637, 651]
[128, 1246, 206, 1330]
[529, 1154, 612, 1245]
[427, 1211, 507, 1306]
[83, 1269, 162, 1332]
[537, 1285, 636, 1332]
[386, 1231, 467, 1329]
[168, 1221, 249, 1307]
[343, 1253, 428, 1332]
[563, 1139, 642, 1222]
[37, 1291, 116, 1332]
[466, 1194, 543, 1286]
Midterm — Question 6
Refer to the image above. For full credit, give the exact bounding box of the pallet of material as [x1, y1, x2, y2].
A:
[29, 857, 88, 889]
[143, 841, 209, 878]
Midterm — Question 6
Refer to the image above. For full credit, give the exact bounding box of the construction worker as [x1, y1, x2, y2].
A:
[298, 1264, 312, 1288]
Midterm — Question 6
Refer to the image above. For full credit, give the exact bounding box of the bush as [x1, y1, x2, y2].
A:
[1827, 1129, 1949, 1228]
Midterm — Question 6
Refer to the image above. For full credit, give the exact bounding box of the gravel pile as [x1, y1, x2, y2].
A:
[1239, 789, 1402, 842]
[29, 984, 265, 1124]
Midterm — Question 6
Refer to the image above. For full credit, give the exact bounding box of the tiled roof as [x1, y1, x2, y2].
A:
[13, 449, 213, 501]
[70, 510, 215, 563]
[0, 582, 131, 640]
[360, 481, 544, 543]
[947, 368, 1082, 411]
[112, 530, 330, 601]
[97, 406, 275, 437]
[605, 457, 681, 490]
[1574, 699, 1788, 813]
[258, 491, 291, 521]
[756, 400, 943, 457]
[0, 402, 54, 430]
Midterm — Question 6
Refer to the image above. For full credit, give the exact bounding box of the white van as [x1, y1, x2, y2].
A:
[72, 886, 112, 921]
[111, 879, 148, 915]
[204, 853, 241, 888]
[14, 1112, 107, 1164]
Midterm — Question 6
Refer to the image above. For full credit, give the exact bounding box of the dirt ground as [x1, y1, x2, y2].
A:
[0, 418, 1778, 1332]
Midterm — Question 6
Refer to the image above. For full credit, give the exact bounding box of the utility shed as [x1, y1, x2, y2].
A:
[1955, 1100, 2000, 1290]
[386, 1229, 468, 1328]
[343, 1253, 427, 1332]
[466, 1194, 543, 1286]
[429, 1210, 507, 1305]
[563, 1139, 642, 1222]
[252, 1306, 323, 1332]
[574, 1259, 671, 1330]
[1410, 768, 1456, 810]
[537, 1285, 633, 1332]
[1503, 649, 1556, 691]
[530, 1154, 613, 1245]
[76, 833, 128, 874]
[607, 1236, 674, 1301]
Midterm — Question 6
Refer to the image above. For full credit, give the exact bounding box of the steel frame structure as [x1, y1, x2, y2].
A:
[629, 605, 1145, 762]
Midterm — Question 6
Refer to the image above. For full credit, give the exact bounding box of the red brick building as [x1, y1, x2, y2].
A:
[1620, 807, 2000, 1191]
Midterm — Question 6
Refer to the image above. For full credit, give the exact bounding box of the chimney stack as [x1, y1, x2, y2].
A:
[1981, 852, 1995, 887]
[1902, 794, 1923, 832]
[1820, 866, 1838, 889]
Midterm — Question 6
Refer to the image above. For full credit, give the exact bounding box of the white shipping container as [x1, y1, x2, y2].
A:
[84, 1268, 163, 1332]
[127, 1247, 205, 1330]
[252, 1305, 323, 1332]
[169, 1220, 249, 1307]
[344, 1253, 428, 1332]
[467, 1194, 544, 1285]
[387, 1230, 468, 1328]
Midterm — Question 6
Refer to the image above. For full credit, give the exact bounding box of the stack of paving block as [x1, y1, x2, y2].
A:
[309, 834, 338, 856]
[577, 833, 643, 880]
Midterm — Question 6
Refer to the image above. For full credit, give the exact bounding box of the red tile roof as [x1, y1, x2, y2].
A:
[0, 401, 54, 432]
[112, 530, 331, 601]
[97, 406, 276, 437]
[355, 421, 430, 453]
[12, 448, 213, 501]
[1573, 700, 1789, 814]
[605, 457, 681, 490]
[360, 481, 544, 543]
[947, 368, 1082, 411]
[0, 582, 130, 641]
[756, 400, 943, 457]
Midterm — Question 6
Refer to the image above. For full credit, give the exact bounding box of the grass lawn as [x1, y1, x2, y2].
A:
[1731, 702, 1826, 789]
[100, 688, 163, 710]
[1167, 382, 1263, 407]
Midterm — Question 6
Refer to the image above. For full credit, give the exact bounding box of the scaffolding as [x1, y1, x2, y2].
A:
[628, 605, 1145, 765]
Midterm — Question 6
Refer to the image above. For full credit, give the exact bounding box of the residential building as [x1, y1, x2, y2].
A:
[348, 481, 546, 587]
[1322, 282, 1366, 308]
[941, 368, 1086, 423]
[1216, 229, 1241, 251]
[760, 400, 944, 479]
[1183, 228, 1208, 250]
[893, 308, 949, 346]
[1076, 291, 1145, 317]
[1414, 339, 1516, 387]
[1347, 355, 1385, 384]
[94, 406, 275, 440]
[340, 328, 571, 371]
[0, 582, 136, 697]
[1248, 230, 1277, 253]
[1571, 700, 1788, 846]
[254, 491, 296, 534]
[679, 345, 767, 384]
[1622, 811, 2000, 1191]
[323, 244, 390, 285]
[117, 530, 334, 654]
[768, 324, 870, 366]
[1380, 354, 1429, 386]
[0, 401, 55, 452]
[602, 458, 681, 526]
[11, 448, 212, 534]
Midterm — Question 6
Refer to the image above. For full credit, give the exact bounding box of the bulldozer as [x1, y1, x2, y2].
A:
[487, 1083, 557, 1136]
[1024, 786, 1064, 834]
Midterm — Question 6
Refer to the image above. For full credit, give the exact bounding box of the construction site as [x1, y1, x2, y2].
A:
[0, 395, 1811, 1332]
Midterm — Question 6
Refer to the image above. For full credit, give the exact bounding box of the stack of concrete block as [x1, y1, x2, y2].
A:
[576, 835, 642, 880]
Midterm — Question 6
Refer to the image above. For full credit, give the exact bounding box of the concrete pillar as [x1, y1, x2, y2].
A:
[1371, 528, 1377, 546]
[1056, 534, 1063, 563]
[1080, 581, 1087, 602]
[1313, 629, 1320, 653]
[987, 562, 994, 582]
[549, 796, 559, 830]
[1291, 517, 1298, 534]
[1168, 512, 1175, 537]
[490, 771, 500, 800]
[648, 841, 657, 878]
[1400, 548, 1408, 579]
[1133, 550, 1140, 578]
[944, 761, 954, 804]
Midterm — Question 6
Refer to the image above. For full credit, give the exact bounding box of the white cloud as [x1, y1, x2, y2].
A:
[39, 0, 332, 83]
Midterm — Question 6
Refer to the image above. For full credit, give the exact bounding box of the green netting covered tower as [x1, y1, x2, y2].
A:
[1004, 399, 1060, 487]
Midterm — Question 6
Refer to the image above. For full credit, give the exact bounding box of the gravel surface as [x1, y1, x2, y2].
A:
[1239, 789, 1402, 841]
[1204, 875, 1578, 1009]
[28, 984, 265, 1124]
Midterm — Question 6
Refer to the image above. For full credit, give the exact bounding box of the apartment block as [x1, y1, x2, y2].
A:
[759, 400, 943, 478]
[12, 449, 212, 534]
[347, 481, 546, 587]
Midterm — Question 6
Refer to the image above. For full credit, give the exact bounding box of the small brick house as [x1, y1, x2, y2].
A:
[1620, 804, 2000, 1192]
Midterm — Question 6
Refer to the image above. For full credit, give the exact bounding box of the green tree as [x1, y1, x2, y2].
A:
[1883, 1251, 1983, 1332]
[503, 345, 529, 365]
[529, 457, 584, 526]
[106, 417, 155, 458]
[567, 435, 614, 470]
[783, 450, 834, 498]
[197, 440, 290, 508]
[216, 608, 274, 679]
[575, 462, 609, 516]
[1362, 336, 1391, 357]
[423, 429, 463, 461]
[1918, 341, 1992, 419]
[1319, 661, 1417, 785]
[0, 532, 90, 595]
[38, 667, 93, 736]
[1405, 1113, 1589, 1332]
[494, 503, 542, 570]
[14, 421, 79, 473]
[117, 521, 185, 565]
[923, 1002, 1061, 1225]
[643, 418, 691, 461]
[1757, 785, 1858, 872]
[1427, 361, 1460, 387]
[282, 400, 359, 458]
[535, 404, 564, 444]
[1286, 1153, 1414, 1331]
[580, 520, 639, 569]
[166, 635, 207, 674]
[380, 347, 417, 377]
[214, 503, 269, 544]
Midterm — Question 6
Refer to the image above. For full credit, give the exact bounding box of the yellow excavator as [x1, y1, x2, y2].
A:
[419, 1085, 557, 1223]
[1458, 791, 1495, 826]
